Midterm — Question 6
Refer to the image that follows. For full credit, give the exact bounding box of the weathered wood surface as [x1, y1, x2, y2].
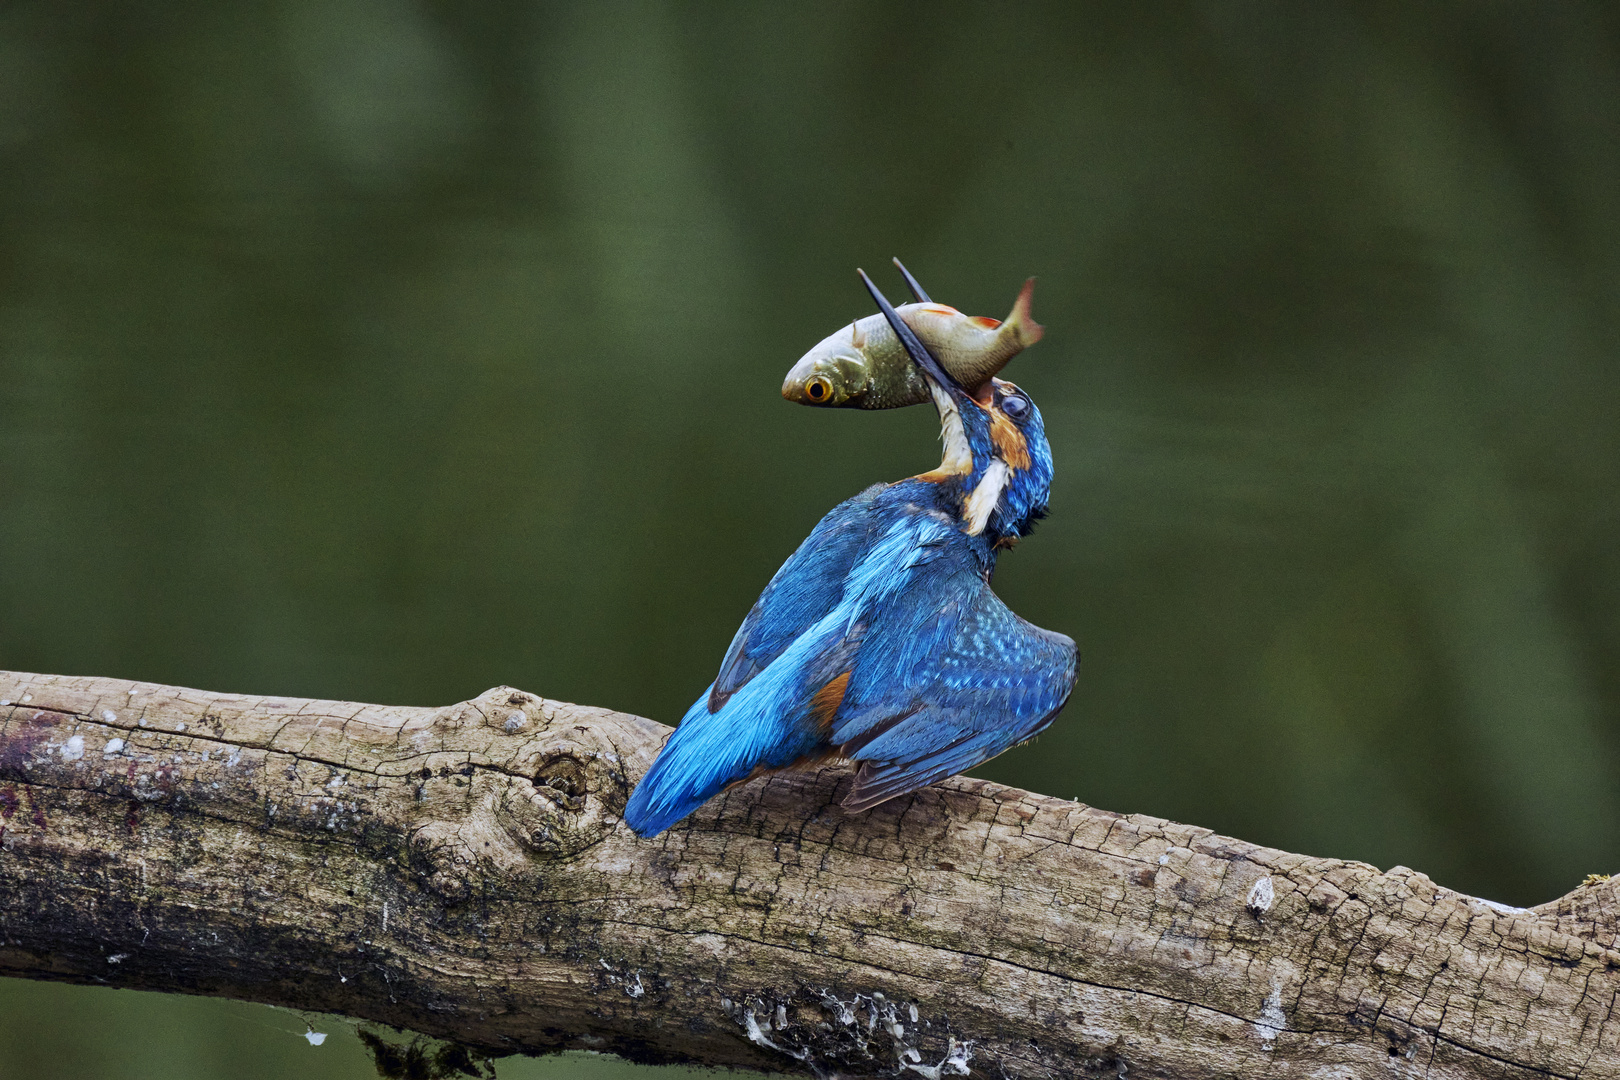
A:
[0, 670, 1614, 1078]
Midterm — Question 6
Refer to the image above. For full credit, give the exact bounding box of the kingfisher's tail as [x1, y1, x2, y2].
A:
[623, 682, 821, 837]
[623, 693, 742, 837]
[623, 763, 719, 838]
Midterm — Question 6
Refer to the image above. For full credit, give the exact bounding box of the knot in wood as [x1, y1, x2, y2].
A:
[467, 686, 552, 735]
[532, 755, 587, 812]
[490, 750, 625, 860]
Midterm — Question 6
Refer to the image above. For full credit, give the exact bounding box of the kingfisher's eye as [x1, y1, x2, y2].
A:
[1001, 392, 1030, 419]
[805, 376, 833, 402]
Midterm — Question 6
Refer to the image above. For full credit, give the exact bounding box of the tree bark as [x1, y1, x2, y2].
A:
[0, 670, 1614, 1079]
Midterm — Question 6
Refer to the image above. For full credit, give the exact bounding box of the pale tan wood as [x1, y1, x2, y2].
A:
[0, 670, 1614, 1078]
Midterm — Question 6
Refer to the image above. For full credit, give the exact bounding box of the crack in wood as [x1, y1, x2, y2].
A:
[0, 671, 1615, 1078]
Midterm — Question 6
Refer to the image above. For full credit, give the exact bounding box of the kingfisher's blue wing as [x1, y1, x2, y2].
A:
[708, 484, 883, 710]
[829, 561, 1078, 811]
[624, 503, 956, 837]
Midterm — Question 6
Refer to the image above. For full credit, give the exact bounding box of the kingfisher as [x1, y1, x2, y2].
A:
[623, 269, 1077, 837]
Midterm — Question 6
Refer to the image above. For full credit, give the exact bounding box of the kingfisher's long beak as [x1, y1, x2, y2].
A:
[861, 267, 977, 476]
[858, 268, 965, 398]
[892, 257, 931, 303]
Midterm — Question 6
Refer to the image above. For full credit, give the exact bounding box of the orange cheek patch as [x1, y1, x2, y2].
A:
[810, 671, 852, 732]
[989, 412, 1032, 470]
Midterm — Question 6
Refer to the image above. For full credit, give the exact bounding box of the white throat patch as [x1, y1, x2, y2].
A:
[963, 459, 1011, 536]
[929, 380, 972, 475]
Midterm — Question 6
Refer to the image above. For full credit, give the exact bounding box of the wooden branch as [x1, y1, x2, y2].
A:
[0, 671, 1614, 1078]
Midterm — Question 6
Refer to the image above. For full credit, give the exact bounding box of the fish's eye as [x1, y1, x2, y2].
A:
[1000, 392, 1030, 419]
[805, 376, 833, 402]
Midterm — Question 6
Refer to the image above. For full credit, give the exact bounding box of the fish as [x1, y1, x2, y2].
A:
[781, 262, 1043, 409]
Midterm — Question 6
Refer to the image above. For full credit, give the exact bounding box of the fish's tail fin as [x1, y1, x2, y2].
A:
[999, 278, 1044, 351]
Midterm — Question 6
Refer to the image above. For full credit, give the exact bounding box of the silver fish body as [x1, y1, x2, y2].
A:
[782, 279, 1042, 409]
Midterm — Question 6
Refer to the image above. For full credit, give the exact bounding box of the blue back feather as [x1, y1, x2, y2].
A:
[623, 388, 1076, 837]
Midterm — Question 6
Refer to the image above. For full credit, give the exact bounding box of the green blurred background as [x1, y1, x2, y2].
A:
[2, 1, 1618, 1077]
